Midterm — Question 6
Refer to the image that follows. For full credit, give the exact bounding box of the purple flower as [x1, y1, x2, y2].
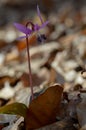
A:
[14, 5, 49, 41]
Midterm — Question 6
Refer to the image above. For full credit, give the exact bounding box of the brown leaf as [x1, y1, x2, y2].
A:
[79, 125, 86, 130]
[20, 73, 45, 87]
[58, 34, 78, 46]
[16, 34, 36, 52]
[0, 40, 7, 50]
[67, 94, 81, 119]
[48, 68, 57, 85]
[0, 125, 4, 130]
[0, 98, 9, 107]
[0, 75, 19, 89]
[36, 118, 77, 130]
[41, 49, 62, 69]
[77, 98, 86, 127]
[80, 29, 86, 35]
[25, 84, 63, 130]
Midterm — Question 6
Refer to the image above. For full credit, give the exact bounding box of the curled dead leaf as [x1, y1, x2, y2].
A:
[25, 84, 63, 130]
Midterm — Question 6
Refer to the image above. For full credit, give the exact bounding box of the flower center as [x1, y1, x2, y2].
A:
[37, 34, 47, 43]
[26, 21, 35, 31]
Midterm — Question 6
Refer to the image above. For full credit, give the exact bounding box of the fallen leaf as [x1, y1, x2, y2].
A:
[0, 103, 28, 118]
[79, 125, 86, 130]
[0, 98, 9, 107]
[0, 114, 17, 129]
[0, 75, 19, 89]
[0, 84, 63, 130]
[0, 40, 7, 50]
[16, 34, 36, 52]
[41, 49, 61, 69]
[48, 68, 57, 85]
[58, 34, 78, 46]
[25, 84, 63, 130]
[20, 73, 45, 87]
[67, 94, 81, 119]
[0, 125, 4, 130]
[36, 117, 77, 130]
[77, 97, 86, 127]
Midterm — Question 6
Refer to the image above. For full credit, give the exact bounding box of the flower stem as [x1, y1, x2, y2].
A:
[25, 22, 35, 100]
[26, 35, 34, 100]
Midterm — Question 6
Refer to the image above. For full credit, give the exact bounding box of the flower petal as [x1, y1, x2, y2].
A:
[16, 35, 29, 40]
[37, 5, 43, 24]
[14, 23, 32, 34]
[34, 24, 40, 31]
[39, 21, 49, 30]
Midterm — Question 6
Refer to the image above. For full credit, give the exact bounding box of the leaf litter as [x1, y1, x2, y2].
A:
[0, 1, 86, 130]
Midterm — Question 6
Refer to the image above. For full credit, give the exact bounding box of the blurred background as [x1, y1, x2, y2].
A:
[0, 1, 86, 129]
[0, 0, 86, 26]
[0, 0, 85, 42]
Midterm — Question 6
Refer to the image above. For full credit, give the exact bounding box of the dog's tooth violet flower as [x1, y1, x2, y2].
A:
[14, 5, 49, 100]
[14, 22, 33, 40]
[14, 5, 49, 42]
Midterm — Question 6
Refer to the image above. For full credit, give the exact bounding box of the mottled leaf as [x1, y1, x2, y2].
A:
[0, 103, 28, 118]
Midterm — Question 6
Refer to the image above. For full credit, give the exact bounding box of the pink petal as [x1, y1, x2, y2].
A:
[14, 23, 32, 34]
[39, 21, 49, 29]
[37, 5, 43, 24]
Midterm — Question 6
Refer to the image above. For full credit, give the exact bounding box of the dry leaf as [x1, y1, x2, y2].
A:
[58, 34, 78, 46]
[77, 97, 86, 127]
[0, 40, 7, 50]
[25, 84, 63, 130]
[20, 73, 45, 87]
[16, 34, 36, 52]
[0, 75, 19, 89]
[67, 95, 81, 119]
[0, 98, 9, 107]
[48, 68, 57, 85]
[41, 49, 61, 69]
[79, 125, 86, 130]
[0, 125, 4, 130]
[36, 118, 77, 130]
